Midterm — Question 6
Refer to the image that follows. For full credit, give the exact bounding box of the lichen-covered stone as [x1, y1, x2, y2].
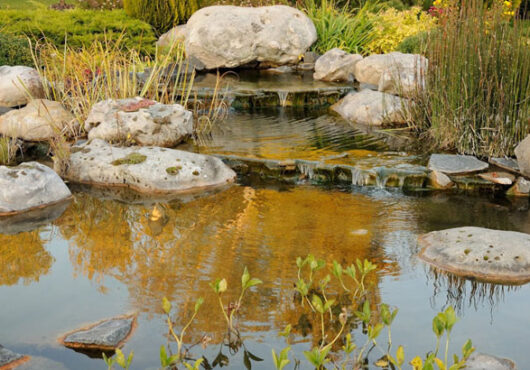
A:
[0, 162, 72, 216]
[64, 139, 236, 194]
[428, 154, 488, 175]
[418, 227, 530, 284]
[61, 316, 135, 350]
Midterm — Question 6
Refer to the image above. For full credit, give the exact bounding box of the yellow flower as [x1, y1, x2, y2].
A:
[504, 1, 512, 7]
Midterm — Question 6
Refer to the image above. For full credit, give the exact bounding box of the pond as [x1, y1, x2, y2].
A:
[1, 108, 529, 369]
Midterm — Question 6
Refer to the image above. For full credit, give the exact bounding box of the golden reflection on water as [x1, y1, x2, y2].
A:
[50, 185, 398, 341]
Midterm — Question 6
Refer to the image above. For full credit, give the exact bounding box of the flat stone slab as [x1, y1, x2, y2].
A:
[60, 316, 136, 351]
[478, 171, 515, 185]
[428, 154, 488, 175]
[418, 227, 530, 284]
[489, 157, 520, 174]
[466, 352, 516, 370]
[0, 162, 72, 216]
[64, 139, 236, 194]
[0, 345, 29, 368]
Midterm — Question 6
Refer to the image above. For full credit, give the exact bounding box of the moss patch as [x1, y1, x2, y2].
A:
[166, 166, 182, 175]
[111, 153, 147, 166]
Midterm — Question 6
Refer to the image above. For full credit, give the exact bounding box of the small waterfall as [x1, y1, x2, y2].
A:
[350, 168, 370, 186]
[277, 91, 290, 107]
[297, 162, 316, 180]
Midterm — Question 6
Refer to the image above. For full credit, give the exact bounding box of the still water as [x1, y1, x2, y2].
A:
[1, 109, 529, 369]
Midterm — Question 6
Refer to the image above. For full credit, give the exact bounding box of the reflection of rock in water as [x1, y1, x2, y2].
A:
[427, 267, 520, 314]
[0, 199, 70, 235]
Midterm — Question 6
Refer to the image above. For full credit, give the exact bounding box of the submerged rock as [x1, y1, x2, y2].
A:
[64, 139, 236, 194]
[0, 99, 76, 141]
[185, 5, 317, 69]
[0, 345, 29, 368]
[331, 90, 410, 126]
[428, 154, 488, 175]
[466, 352, 517, 370]
[514, 135, 530, 177]
[354, 52, 427, 87]
[0, 66, 45, 108]
[313, 48, 362, 82]
[507, 177, 530, 197]
[0, 162, 72, 216]
[85, 97, 193, 147]
[61, 316, 135, 351]
[418, 226, 530, 284]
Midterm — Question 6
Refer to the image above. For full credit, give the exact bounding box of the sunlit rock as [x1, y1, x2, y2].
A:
[514, 134, 530, 177]
[60, 315, 136, 351]
[418, 226, 530, 284]
[429, 170, 453, 189]
[489, 157, 520, 174]
[478, 171, 515, 185]
[0, 162, 72, 216]
[0, 99, 77, 141]
[354, 52, 427, 87]
[64, 139, 236, 194]
[157, 24, 187, 48]
[85, 97, 193, 147]
[428, 154, 488, 175]
[185, 6, 317, 69]
[313, 48, 362, 82]
[0, 66, 45, 108]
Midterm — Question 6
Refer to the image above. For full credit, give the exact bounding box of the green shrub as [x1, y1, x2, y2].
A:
[396, 30, 430, 54]
[0, 9, 156, 55]
[123, 0, 199, 35]
[0, 33, 33, 66]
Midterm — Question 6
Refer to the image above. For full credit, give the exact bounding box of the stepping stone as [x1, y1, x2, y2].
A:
[60, 315, 136, 351]
[418, 227, 530, 284]
[428, 154, 488, 175]
[0, 345, 29, 368]
[0, 162, 72, 216]
[478, 171, 515, 185]
[466, 352, 516, 370]
[489, 157, 520, 174]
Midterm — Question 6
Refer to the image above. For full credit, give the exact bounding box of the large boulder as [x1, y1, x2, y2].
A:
[353, 52, 427, 92]
[0, 99, 76, 141]
[313, 48, 362, 82]
[331, 90, 410, 126]
[0, 162, 72, 216]
[514, 135, 530, 177]
[0, 66, 45, 108]
[64, 139, 236, 193]
[418, 226, 530, 284]
[157, 24, 187, 48]
[85, 97, 193, 147]
[184, 5, 317, 69]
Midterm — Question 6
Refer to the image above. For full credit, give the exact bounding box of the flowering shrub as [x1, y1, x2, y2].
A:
[366, 7, 437, 54]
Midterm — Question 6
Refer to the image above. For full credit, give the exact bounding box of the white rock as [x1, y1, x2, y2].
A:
[0, 162, 72, 216]
[185, 5, 317, 69]
[0, 66, 45, 108]
[378, 62, 426, 97]
[64, 139, 236, 193]
[157, 24, 187, 48]
[86, 97, 194, 147]
[331, 90, 410, 126]
[0, 99, 76, 141]
[514, 134, 530, 177]
[313, 48, 362, 82]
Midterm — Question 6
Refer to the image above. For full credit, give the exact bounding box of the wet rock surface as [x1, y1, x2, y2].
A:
[428, 154, 489, 175]
[418, 226, 530, 284]
[466, 352, 517, 370]
[85, 97, 193, 147]
[313, 48, 362, 82]
[61, 316, 135, 350]
[65, 139, 236, 194]
[0, 345, 28, 368]
[331, 90, 410, 126]
[0, 99, 76, 141]
[0, 162, 72, 216]
[0, 66, 45, 108]
[185, 5, 317, 69]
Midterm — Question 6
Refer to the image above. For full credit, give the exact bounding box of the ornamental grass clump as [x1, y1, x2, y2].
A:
[411, 0, 530, 157]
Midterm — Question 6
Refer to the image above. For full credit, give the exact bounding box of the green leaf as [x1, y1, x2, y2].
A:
[245, 278, 263, 290]
[323, 298, 335, 312]
[432, 313, 446, 338]
[218, 278, 227, 293]
[194, 297, 204, 313]
[115, 349, 126, 368]
[444, 306, 458, 332]
[311, 295, 325, 314]
[279, 324, 291, 337]
[296, 257, 304, 269]
[368, 323, 384, 340]
[241, 267, 250, 289]
[162, 297, 172, 315]
[332, 260, 343, 278]
[342, 333, 356, 354]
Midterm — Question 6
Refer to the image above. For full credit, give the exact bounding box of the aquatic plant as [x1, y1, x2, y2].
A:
[409, 0, 530, 157]
[102, 348, 134, 370]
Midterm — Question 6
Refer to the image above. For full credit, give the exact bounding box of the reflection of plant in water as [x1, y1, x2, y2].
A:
[0, 232, 53, 286]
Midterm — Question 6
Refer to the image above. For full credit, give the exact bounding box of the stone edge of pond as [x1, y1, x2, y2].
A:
[0, 345, 30, 370]
[58, 314, 137, 352]
[0, 196, 73, 218]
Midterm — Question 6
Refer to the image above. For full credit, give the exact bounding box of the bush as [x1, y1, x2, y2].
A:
[396, 30, 430, 54]
[366, 6, 437, 54]
[123, 0, 199, 35]
[411, 0, 530, 157]
[0, 8, 156, 55]
[76, 0, 123, 9]
[302, 0, 378, 55]
[0, 33, 33, 66]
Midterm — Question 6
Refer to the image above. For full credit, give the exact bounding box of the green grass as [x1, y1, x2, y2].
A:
[0, 0, 75, 9]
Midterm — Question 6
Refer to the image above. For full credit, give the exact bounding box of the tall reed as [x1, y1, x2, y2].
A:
[411, 0, 530, 157]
